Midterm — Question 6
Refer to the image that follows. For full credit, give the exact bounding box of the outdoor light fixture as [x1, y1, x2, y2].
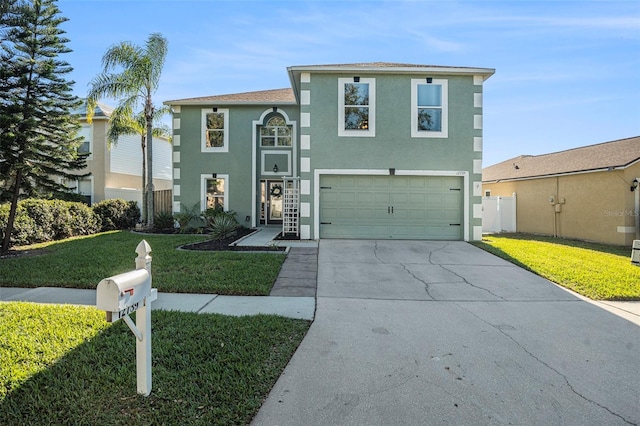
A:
[272, 107, 277, 113]
[353, 76, 360, 82]
[273, 164, 278, 173]
[426, 77, 433, 84]
[631, 178, 639, 192]
[212, 107, 217, 112]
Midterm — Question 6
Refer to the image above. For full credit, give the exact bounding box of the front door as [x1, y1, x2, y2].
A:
[261, 180, 284, 224]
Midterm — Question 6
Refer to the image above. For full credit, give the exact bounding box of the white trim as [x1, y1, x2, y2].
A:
[313, 169, 470, 241]
[411, 79, 448, 138]
[301, 72, 311, 83]
[301, 134, 310, 150]
[301, 157, 310, 173]
[301, 112, 310, 128]
[473, 203, 483, 219]
[172, 134, 180, 146]
[173, 118, 181, 130]
[338, 77, 376, 137]
[474, 137, 482, 152]
[473, 159, 482, 175]
[262, 150, 292, 176]
[301, 179, 310, 195]
[201, 173, 229, 211]
[173, 152, 180, 163]
[173, 184, 181, 197]
[473, 181, 482, 197]
[201, 108, 229, 153]
[473, 226, 483, 241]
[474, 114, 483, 130]
[172, 105, 181, 114]
[301, 202, 310, 218]
[300, 224, 311, 240]
[474, 93, 482, 108]
[617, 226, 636, 234]
[172, 201, 180, 213]
[173, 168, 180, 179]
[473, 75, 484, 86]
[251, 108, 297, 227]
[301, 90, 310, 105]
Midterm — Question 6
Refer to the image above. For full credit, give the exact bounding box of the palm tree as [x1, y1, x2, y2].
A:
[86, 32, 168, 227]
[106, 104, 171, 223]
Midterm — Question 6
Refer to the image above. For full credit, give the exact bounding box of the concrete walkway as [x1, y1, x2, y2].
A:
[252, 240, 640, 425]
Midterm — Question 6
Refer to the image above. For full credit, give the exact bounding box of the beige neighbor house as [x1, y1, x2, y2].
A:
[482, 136, 640, 246]
[68, 101, 172, 208]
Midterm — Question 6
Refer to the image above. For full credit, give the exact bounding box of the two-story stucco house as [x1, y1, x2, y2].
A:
[70, 101, 173, 207]
[165, 62, 494, 240]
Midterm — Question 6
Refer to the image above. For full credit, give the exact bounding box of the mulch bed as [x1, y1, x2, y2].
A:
[180, 228, 287, 252]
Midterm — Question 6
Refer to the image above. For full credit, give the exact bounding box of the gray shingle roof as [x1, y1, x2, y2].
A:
[483, 136, 640, 182]
[71, 99, 113, 118]
[165, 88, 295, 105]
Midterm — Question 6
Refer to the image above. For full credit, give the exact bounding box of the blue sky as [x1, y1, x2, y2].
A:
[57, 0, 639, 167]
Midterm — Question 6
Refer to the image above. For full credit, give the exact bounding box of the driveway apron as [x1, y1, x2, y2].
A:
[252, 240, 640, 426]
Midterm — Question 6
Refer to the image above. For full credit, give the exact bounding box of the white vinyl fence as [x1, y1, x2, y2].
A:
[482, 196, 517, 233]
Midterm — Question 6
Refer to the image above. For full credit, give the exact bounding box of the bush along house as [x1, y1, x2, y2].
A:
[165, 62, 494, 241]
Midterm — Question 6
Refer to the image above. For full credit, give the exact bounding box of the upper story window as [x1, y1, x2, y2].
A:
[78, 124, 92, 159]
[201, 108, 229, 152]
[338, 77, 376, 137]
[411, 79, 448, 138]
[261, 116, 292, 147]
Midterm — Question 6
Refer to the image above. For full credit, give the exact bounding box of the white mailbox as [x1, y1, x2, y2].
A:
[97, 269, 151, 322]
[96, 239, 157, 396]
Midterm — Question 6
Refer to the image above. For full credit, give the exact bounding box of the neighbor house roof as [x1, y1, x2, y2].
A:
[165, 88, 295, 106]
[483, 136, 640, 183]
[71, 99, 113, 119]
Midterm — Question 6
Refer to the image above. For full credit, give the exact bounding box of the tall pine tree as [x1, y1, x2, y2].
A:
[0, 0, 87, 253]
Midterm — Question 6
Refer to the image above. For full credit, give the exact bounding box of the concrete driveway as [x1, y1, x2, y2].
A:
[252, 240, 640, 426]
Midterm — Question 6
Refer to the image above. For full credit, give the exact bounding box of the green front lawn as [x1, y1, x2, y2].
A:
[0, 231, 285, 295]
[0, 302, 310, 425]
[473, 234, 640, 300]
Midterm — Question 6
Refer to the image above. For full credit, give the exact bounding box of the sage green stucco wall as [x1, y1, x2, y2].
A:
[172, 104, 299, 226]
[300, 72, 484, 239]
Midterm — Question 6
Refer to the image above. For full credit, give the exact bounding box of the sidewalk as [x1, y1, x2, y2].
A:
[0, 227, 318, 321]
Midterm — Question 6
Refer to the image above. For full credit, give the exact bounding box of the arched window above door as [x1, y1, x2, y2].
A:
[260, 115, 292, 147]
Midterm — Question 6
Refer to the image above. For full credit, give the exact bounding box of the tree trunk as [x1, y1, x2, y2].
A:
[1, 169, 22, 254]
[145, 102, 154, 227]
[141, 135, 147, 224]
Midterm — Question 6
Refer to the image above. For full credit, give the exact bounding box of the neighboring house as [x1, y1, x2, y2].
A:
[165, 62, 494, 240]
[482, 136, 640, 246]
[68, 101, 172, 207]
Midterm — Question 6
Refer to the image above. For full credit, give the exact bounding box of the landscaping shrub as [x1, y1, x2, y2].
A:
[0, 199, 102, 247]
[209, 214, 239, 240]
[153, 211, 175, 232]
[93, 199, 140, 231]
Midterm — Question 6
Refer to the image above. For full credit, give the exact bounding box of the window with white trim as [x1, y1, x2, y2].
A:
[338, 77, 376, 137]
[201, 174, 228, 211]
[78, 124, 92, 159]
[260, 116, 292, 147]
[411, 79, 448, 138]
[201, 108, 229, 152]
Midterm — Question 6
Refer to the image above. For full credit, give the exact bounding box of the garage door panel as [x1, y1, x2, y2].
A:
[320, 175, 463, 240]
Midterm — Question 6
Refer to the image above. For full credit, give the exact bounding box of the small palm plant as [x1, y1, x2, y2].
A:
[209, 215, 239, 240]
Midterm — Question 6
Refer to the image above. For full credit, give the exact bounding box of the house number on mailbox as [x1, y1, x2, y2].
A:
[117, 302, 141, 320]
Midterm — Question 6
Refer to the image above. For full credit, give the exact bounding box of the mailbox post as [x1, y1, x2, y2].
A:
[96, 240, 157, 396]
